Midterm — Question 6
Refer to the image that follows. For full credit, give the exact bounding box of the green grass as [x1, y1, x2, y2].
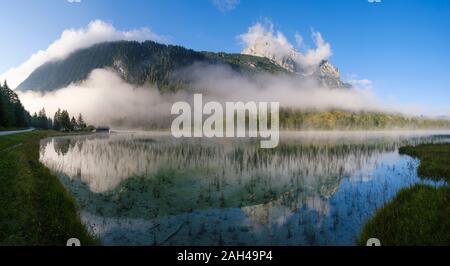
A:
[357, 185, 449, 245]
[0, 131, 98, 246]
[399, 144, 450, 182]
[358, 144, 450, 246]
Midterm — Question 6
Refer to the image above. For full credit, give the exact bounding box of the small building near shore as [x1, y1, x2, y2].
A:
[93, 126, 110, 133]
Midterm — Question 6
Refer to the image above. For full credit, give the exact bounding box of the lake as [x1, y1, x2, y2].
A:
[39, 130, 450, 245]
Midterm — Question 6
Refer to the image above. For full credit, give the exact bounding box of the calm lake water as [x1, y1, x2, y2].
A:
[39, 131, 450, 245]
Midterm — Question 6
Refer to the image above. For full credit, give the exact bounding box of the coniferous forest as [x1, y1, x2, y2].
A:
[0, 80, 88, 131]
[0, 81, 29, 129]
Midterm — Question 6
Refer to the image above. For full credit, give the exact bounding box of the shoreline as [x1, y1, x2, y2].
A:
[358, 143, 450, 245]
[2, 130, 449, 246]
[0, 130, 98, 245]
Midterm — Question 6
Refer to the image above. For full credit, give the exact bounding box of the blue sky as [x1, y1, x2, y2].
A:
[0, 0, 449, 114]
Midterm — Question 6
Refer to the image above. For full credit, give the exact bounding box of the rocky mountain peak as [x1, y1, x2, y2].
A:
[241, 40, 297, 73]
[318, 60, 340, 79]
[242, 44, 350, 89]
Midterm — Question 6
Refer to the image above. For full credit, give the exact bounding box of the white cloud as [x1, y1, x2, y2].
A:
[298, 30, 332, 70]
[18, 65, 385, 129]
[0, 20, 167, 89]
[347, 74, 373, 90]
[212, 0, 240, 12]
[239, 21, 332, 74]
[294, 33, 305, 49]
[349, 78, 373, 89]
[182, 64, 450, 117]
[17, 64, 446, 128]
[175, 63, 382, 113]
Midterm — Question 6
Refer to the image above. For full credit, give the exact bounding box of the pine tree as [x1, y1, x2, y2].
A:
[77, 113, 86, 130]
[0, 83, 6, 127]
[53, 108, 62, 130]
[38, 108, 49, 129]
[60, 110, 71, 131]
[0, 80, 31, 128]
[0, 81, 14, 127]
[71, 116, 77, 131]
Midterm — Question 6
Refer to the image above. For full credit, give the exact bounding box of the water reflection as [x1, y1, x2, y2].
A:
[39, 131, 450, 245]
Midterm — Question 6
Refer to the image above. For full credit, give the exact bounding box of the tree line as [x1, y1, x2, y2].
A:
[1, 80, 90, 131]
[279, 109, 450, 130]
[29, 108, 89, 132]
[0, 81, 29, 129]
[52, 108, 87, 131]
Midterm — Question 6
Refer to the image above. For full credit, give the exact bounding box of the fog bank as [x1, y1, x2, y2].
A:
[18, 64, 390, 128]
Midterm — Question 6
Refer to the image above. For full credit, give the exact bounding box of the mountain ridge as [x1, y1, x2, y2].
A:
[16, 40, 350, 92]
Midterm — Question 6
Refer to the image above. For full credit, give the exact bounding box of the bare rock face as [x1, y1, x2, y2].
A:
[314, 60, 352, 89]
[242, 40, 297, 72]
[242, 40, 351, 89]
[318, 60, 340, 80]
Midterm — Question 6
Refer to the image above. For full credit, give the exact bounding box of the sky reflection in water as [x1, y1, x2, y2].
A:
[39, 131, 450, 245]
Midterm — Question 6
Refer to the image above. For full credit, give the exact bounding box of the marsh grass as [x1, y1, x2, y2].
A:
[399, 144, 450, 182]
[37, 132, 450, 245]
[358, 144, 450, 246]
[357, 185, 449, 245]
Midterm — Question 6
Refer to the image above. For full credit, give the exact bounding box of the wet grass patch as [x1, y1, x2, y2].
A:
[0, 131, 98, 245]
[358, 144, 450, 245]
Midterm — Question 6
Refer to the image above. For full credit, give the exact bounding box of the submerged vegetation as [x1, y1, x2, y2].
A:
[39, 132, 450, 245]
[0, 131, 97, 245]
[358, 144, 450, 246]
[1, 125, 449, 245]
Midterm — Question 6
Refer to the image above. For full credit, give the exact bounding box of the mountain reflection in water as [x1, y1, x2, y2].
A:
[39, 131, 450, 245]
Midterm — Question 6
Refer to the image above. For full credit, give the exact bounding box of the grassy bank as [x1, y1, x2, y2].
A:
[399, 144, 450, 183]
[0, 131, 98, 245]
[358, 144, 450, 246]
[358, 185, 449, 245]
